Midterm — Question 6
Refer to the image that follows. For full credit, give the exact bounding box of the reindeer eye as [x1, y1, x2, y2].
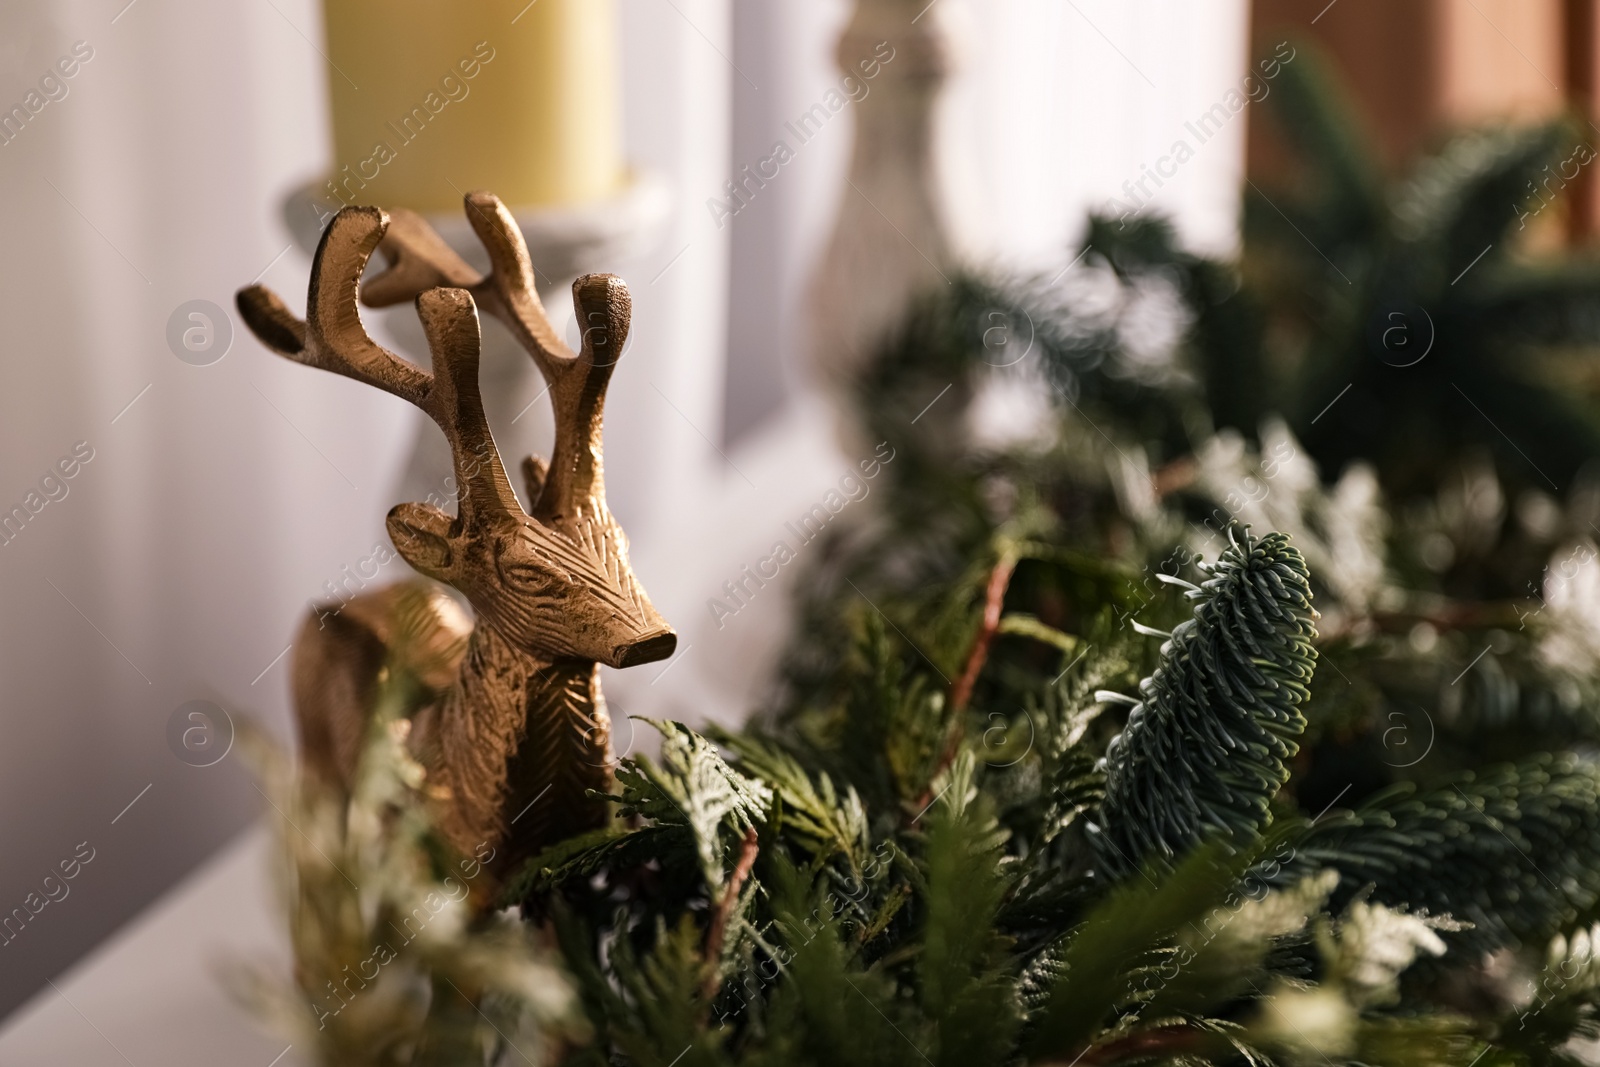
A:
[502, 563, 564, 592]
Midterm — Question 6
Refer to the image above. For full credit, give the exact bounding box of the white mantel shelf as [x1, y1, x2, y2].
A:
[0, 825, 304, 1067]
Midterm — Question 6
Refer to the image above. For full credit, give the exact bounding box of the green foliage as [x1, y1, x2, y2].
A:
[1095, 529, 1318, 876]
[1294, 756, 1600, 953]
[1026, 841, 1253, 1058]
[708, 733, 871, 876]
[612, 718, 773, 892]
[916, 754, 1017, 1056]
[752, 864, 924, 1067]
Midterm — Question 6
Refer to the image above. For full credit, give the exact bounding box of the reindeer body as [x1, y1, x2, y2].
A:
[292, 579, 618, 869]
[239, 195, 675, 872]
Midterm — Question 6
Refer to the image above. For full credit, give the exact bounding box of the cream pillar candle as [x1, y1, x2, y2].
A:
[322, 0, 623, 213]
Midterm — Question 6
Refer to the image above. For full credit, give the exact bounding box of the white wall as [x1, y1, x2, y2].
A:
[939, 0, 1251, 267]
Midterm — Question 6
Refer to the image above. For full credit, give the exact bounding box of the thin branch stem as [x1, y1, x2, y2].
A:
[703, 828, 760, 1001]
[911, 553, 1020, 818]
[951, 553, 1019, 714]
[1317, 600, 1532, 643]
[1039, 1026, 1201, 1067]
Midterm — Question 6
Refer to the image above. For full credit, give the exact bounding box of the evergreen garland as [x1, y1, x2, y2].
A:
[241, 41, 1600, 1067]
[1095, 528, 1317, 877]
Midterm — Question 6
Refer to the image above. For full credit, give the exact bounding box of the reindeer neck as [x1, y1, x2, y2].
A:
[428, 621, 615, 872]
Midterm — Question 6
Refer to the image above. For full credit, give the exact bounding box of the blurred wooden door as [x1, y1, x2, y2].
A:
[1249, 0, 1599, 239]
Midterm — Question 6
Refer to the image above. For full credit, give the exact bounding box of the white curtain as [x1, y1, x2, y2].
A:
[0, 0, 375, 1017]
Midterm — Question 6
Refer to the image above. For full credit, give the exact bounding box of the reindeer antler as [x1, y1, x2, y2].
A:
[236, 207, 522, 528]
[362, 193, 574, 380]
[544, 273, 629, 524]
[361, 191, 630, 525]
[238, 207, 430, 405]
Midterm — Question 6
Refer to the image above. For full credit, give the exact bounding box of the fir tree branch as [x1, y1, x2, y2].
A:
[1291, 755, 1600, 952]
[1094, 528, 1317, 878]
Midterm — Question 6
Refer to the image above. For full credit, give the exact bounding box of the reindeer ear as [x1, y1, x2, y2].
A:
[387, 502, 456, 580]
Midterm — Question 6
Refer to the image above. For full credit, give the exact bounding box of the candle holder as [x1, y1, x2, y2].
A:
[809, 0, 955, 397]
[283, 171, 670, 504]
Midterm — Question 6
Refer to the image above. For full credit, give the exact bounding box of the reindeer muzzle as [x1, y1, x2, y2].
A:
[612, 628, 677, 668]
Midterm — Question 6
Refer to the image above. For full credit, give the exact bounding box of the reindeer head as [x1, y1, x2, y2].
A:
[237, 194, 676, 670]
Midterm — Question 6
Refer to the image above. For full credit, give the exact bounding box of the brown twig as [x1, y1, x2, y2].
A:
[1041, 1026, 1201, 1067]
[1152, 455, 1199, 498]
[1316, 600, 1531, 643]
[951, 553, 1019, 714]
[702, 828, 760, 1001]
[910, 554, 1019, 818]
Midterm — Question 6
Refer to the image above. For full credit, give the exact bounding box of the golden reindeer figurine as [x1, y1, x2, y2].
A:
[236, 192, 676, 872]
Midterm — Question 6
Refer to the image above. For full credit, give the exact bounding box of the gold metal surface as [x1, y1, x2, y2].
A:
[237, 192, 675, 871]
